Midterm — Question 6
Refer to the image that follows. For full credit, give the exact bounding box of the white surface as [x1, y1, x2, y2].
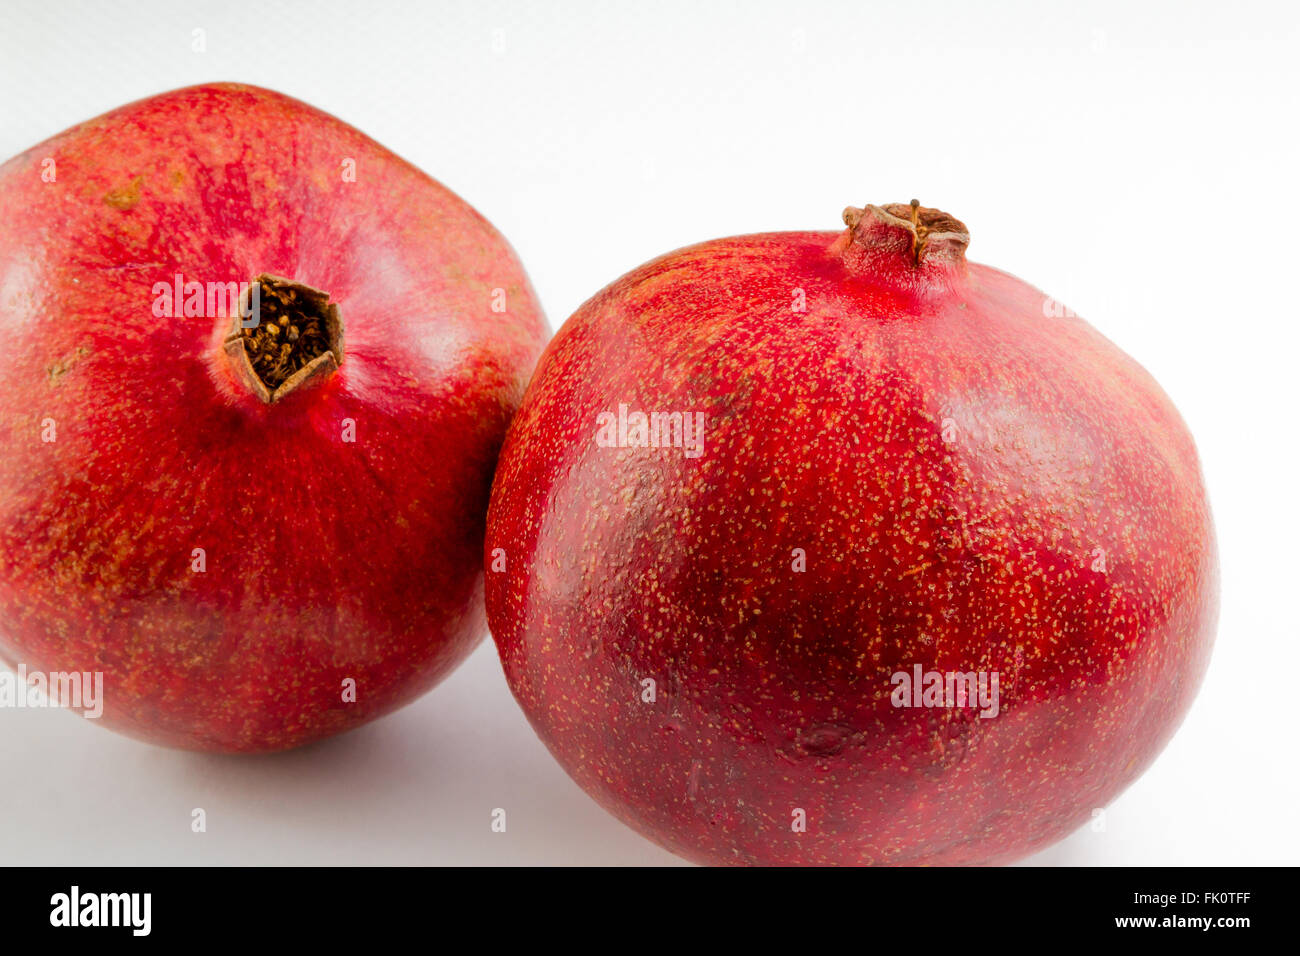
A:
[1, 0, 1296, 866]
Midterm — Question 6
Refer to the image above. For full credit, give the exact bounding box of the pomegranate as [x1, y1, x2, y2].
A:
[0, 84, 547, 752]
[485, 201, 1217, 865]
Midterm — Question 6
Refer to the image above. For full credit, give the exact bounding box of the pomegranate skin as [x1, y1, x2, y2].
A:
[0, 84, 547, 752]
[485, 204, 1217, 865]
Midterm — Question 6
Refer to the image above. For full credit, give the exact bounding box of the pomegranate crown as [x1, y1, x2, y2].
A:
[840, 200, 970, 271]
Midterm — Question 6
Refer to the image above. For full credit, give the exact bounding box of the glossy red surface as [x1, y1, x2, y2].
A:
[0, 84, 547, 752]
[485, 205, 1217, 865]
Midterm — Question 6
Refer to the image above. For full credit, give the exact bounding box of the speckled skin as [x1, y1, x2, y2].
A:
[0, 84, 547, 752]
[485, 205, 1217, 865]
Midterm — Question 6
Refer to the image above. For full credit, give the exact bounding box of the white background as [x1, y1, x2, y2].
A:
[1, 0, 1296, 866]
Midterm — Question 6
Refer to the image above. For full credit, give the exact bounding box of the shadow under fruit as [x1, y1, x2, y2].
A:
[485, 201, 1218, 865]
[0, 83, 547, 752]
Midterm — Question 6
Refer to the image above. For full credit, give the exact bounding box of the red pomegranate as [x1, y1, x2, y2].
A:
[485, 201, 1217, 865]
[0, 84, 547, 752]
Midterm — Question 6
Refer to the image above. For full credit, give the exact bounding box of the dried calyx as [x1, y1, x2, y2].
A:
[223, 275, 343, 403]
[841, 200, 970, 268]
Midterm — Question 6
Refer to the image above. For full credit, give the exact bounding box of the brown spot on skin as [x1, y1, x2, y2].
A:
[103, 175, 145, 210]
[47, 346, 91, 384]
